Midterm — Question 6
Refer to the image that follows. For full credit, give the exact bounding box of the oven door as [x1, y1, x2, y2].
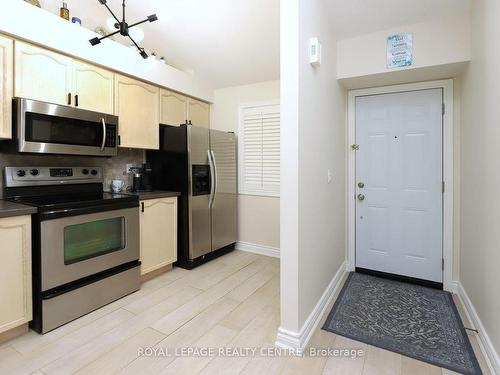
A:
[40, 207, 139, 292]
[16, 97, 118, 157]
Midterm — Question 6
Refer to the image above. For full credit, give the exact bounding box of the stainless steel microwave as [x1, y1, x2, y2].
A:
[14, 98, 119, 157]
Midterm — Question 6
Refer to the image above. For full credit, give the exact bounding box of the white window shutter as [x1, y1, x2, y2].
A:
[239, 103, 280, 197]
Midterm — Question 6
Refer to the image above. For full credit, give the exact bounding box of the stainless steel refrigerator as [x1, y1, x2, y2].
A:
[146, 124, 237, 269]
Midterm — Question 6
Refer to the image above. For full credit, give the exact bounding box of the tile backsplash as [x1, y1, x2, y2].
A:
[0, 146, 144, 197]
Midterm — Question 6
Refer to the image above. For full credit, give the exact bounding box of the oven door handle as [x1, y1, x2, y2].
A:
[101, 118, 107, 151]
[38, 201, 139, 221]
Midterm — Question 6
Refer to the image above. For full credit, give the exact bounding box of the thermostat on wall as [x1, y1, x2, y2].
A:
[309, 37, 322, 67]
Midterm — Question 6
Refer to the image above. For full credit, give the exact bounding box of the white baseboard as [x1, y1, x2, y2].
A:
[235, 241, 280, 258]
[447, 280, 459, 294]
[457, 283, 499, 375]
[275, 261, 347, 351]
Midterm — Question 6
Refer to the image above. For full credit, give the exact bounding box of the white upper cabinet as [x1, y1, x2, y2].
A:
[73, 60, 114, 114]
[114, 74, 160, 150]
[15, 42, 114, 114]
[188, 98, 210, 128]
[12, 39, 210, 147]
[0, 35, 13, 140]
[160, 89, 188, 126]
[14, 41, 73, 106]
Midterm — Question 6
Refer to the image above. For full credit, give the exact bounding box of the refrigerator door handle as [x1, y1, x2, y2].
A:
[208, 150, 216, 208]
[210, 150, 218, 207]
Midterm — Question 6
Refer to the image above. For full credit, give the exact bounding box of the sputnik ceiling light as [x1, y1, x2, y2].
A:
[89, 0, 158, 59]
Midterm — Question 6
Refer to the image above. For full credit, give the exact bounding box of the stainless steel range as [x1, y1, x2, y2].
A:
[3, 166, 140, 333]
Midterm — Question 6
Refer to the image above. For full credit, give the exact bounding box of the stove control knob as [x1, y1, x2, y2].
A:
[91, 169, 98, 176]
[82, 169, 89, 175]
[30, 169, 39, 176]
[16, 170, 26, 177]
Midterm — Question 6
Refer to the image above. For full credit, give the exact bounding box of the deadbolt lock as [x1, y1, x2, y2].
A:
[358, 182, 365, 188]
[357, 194, 365, 201]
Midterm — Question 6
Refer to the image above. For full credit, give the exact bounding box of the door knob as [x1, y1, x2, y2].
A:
[358, 182, 365, 188]
[357, 194, 365, 201]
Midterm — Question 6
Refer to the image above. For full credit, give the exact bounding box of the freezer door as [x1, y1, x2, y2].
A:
[210, 130, 237, 251]
[188, 125, 212, 259]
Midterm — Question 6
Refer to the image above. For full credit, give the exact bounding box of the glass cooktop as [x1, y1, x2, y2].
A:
[12, 192, 138, 211]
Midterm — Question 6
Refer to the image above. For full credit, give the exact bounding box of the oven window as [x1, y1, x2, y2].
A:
[64, 217, 126, 265]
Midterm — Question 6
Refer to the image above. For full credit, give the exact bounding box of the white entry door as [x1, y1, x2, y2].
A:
[355, 89, 443, 283]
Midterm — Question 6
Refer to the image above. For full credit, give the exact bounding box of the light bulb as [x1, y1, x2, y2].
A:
[129, 27, 145, 43]
[106, 17, 119, 31]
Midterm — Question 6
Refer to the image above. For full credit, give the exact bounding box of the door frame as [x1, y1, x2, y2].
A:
[346, 79, 455, 291]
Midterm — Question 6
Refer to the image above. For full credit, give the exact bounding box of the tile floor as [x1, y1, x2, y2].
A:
[0, 251, 490, 374]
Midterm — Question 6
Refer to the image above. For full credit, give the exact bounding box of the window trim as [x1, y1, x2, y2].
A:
[238, 100, 280, 198]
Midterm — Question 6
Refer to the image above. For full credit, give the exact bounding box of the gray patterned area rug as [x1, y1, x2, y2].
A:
[322, 273, 482, 375]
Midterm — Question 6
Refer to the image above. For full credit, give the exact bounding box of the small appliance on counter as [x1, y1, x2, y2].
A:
[131, 163, 154, 193]
[3, 166, 140, 334]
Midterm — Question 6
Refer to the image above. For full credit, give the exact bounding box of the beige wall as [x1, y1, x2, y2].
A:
[279, 0, 346, 334]
[211, 80, 280, 250]
[337, 16, 471, 80]
[461, 0, 500, 354]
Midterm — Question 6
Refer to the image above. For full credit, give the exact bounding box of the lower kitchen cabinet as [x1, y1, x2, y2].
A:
[140, 198, 178, 276]
[0, 215, 32, 334]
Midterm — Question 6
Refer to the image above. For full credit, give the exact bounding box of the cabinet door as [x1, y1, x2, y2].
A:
[0, 35, 13, 140]
[14, 41, 73, 106]
[114, 74, 159, 149]
[140, 198, 178, 275]
[73, 60, 114, 114]
[188, 99, 210, 128]
[160, 89, 187, 126]
[0, 216, 32, 334]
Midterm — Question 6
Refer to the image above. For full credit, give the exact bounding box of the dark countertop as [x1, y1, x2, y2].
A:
[0, 200, 37, 218]
[120, 190, 181, 201]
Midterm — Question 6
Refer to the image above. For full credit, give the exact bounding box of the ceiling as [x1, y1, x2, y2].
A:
[40, 0, 280, 89]
[38, 1, 471, 89]
[325, 0, 472, 39]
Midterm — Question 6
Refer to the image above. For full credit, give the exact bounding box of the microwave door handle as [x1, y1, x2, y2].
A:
[208, 150, 215, 208]
[101, 118, 106, 151]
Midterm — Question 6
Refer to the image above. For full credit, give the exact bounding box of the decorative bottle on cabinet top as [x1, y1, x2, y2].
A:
[60, 2, 70, 20]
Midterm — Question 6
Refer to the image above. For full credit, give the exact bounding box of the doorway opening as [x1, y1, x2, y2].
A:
[347, 80, 455, 292]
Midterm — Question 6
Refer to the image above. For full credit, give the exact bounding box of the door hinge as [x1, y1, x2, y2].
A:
[442, 103, 446, 115]
[442, 258, 445, 270]
[351, 144, 360, 151]
[442, 181, 445, 193]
